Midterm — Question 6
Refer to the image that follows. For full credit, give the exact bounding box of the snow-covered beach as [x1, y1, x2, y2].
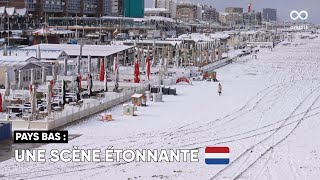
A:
[1, 34, 320, 180]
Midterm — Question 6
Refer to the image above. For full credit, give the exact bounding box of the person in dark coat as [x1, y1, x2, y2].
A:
[218, 83, 222, 96]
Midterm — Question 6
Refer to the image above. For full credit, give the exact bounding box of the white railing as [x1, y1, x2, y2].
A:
[48, 77, 162, 129]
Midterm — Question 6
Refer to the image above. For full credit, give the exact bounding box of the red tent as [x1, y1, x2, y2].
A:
[99, 58, 105, 81]
[0, 93, 2, 112]
[134, 59, 140, 83]
[146, 57, 151, 80]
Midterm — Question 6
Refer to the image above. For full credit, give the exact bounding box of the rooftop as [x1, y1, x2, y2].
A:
[22, 44, 133, 57]
[0, 49, 67, 60]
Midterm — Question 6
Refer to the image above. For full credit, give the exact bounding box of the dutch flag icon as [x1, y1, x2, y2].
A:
[205, 147, 230, 165]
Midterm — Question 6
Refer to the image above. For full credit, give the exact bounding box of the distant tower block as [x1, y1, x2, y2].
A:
[248, 2, 252, 13]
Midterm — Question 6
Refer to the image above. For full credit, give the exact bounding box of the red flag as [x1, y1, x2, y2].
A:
[100, 58, 105, 81]
[134, 59, 140, 83]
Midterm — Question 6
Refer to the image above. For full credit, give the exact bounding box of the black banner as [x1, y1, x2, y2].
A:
[13, 131, 68, 143]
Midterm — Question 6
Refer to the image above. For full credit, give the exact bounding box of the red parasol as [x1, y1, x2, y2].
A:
[0, 93, 2, 112]
[29, 84, 33, 92]
[99, 58, 105, 81]
[134, 59, 140, 83]
[146, 57, 151, 80]
[50, 80, 54, 97]
[79, 74, 82, 90]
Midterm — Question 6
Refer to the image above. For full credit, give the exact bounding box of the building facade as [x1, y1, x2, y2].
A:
[145, 8, 171, 18]
[176, 3, 197, 22]
[0, 0, 126, 25]
[225, 7, 243, 14]
[154, 0, 176, 18]
[263, 8, 277, 21]
[219, 13, 243, 25]
[124, 0, 144, 18]
[243, 12, 262, 26]
[202, 5, 219, 22]
[196, 4, 202, 21]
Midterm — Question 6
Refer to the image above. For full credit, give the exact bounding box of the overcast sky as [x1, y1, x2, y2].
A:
[145, 0, 320, 24]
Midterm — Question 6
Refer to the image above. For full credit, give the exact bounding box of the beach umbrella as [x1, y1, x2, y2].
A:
[5, 70, 10, 96]
[63, 58, 68, 76]
[47, 83, 51, 116]
[146, 54, 151, 81]
[113, 56, 118, 79]
[134, 59, 140, 83]
[17, 70, 22, 89]
[42, 67, 46, 84]
[99, 58, 105, 81]
[146, 54, 151, 91]
[87, 74, 93, 96]
[0, 93, 2, 112]
[3, 44, 7, 56]
[29, 85, 36, 118]
[50, 80, 54, 98]
[75, 77, 81, 102]
[62, 80, 66, 105]
[113, 56, 119, 90]
[52, 65, 56, 80]
[76, 56, 81, 75]
[104, 70, 108, 92]
[87, 55, 92, 74]
[30, 68, 35, 85]
[79, 74, 82, 91]
[36, 45, 41, 59]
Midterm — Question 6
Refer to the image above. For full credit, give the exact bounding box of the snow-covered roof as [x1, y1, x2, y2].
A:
[0, 56, 36, 62]
[178, 33, 230, 42]
[120, 40, 183, 47]
[50, 29, 75, 35]
[0, 49, 68, 60]
[132, 94, 144, 98]
[33, 28, 75, 35]
[0, 56, 38, 67]
[22, 44, 133, 57]
[17, 62, 52, 70]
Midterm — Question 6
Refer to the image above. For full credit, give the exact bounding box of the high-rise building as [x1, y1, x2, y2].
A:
[243, 12, 262, 26]
[202, 5, 219, 22]
[153, 0, 176, 18]
[124, 0, 144, 18]
[176, 3, 197, 22]
[196, 4, 202, 21]
[263, 8, 277, 21]
[225, 7, 243, 14]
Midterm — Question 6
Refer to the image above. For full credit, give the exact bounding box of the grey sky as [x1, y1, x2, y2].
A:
[145, 0, 320, 24]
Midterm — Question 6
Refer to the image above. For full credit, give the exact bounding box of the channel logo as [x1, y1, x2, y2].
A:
[290, 10, 308, 21]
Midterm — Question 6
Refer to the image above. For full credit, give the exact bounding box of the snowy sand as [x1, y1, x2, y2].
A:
[1, 35, 320, 180]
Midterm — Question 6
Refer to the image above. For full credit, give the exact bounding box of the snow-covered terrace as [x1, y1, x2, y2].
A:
[22, 44, 133, 58]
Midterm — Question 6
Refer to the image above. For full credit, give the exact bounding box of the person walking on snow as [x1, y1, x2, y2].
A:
[218, 83, 222, 96]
